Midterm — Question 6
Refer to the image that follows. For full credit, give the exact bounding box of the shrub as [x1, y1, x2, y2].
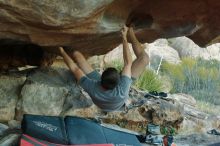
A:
[161, 62, 185, 93]
[134, 69, 164, 92]
[161, 57, 220, 104]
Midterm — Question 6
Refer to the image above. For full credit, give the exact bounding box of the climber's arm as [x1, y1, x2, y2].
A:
[121, 25, 132, 78]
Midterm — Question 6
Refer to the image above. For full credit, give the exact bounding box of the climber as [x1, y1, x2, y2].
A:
[59, 25, 149, 112]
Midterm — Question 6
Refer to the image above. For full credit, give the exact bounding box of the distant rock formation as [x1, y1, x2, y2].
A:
[95, 39, 181, 71]
[91, 37, 220, 72]
[169, 37, 220, 61]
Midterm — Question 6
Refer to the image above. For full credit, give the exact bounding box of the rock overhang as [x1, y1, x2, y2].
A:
[0, 0, 220, 67]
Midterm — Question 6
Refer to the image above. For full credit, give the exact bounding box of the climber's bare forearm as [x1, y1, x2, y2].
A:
[122, 36, 132, 66]
[121, 25, 132, 77]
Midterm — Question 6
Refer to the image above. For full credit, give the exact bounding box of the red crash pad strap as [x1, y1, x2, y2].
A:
[20, 134, 115, 146]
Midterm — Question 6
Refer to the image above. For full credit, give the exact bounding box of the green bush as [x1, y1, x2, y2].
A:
[161, 57, 220, 104]
[161, 62, 185, 93]
[134, 69, 164, 92]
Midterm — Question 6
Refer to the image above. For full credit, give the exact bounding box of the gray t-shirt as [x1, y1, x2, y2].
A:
[79, 70, 132, 112]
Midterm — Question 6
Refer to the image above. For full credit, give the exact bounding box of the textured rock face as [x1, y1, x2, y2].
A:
[0, 74, 26, 121]
[16, 68, 91, 120]
[0, 0, 220, 67]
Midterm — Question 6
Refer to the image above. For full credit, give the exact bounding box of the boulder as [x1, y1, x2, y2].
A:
[169, 93, 197, 107]
[168, 37, 220, 61]
[206, 43, 220, 61]
[138, 98, 184, 127]
[182, 104, 220, 133]
[20, 83, 68, 115]
[171, 93, 220, 133]
[18, 67, 89, 119]
[148, 39, 181, 70]
[0, 0, 220, 67]
[0, 0, 220, 48]
[168, 37, 209, 59]
[0, 73, 26, 122]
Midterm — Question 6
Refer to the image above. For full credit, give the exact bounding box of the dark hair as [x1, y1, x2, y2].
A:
[101, 67, 120, 90]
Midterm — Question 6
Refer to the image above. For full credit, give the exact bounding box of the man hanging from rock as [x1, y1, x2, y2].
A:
[59, 25, 149, 112]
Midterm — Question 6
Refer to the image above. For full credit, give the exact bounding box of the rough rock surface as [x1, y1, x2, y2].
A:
[17, 68, 91, 120]
[0, 0, 220, 68]
[0, 73, 26, 122]
[0, 0, 220, 47]
[170, 93, 220, 134]
[170, 93, 197, 107]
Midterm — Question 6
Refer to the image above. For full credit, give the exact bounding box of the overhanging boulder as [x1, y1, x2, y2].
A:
[0, 0, 220, 67]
